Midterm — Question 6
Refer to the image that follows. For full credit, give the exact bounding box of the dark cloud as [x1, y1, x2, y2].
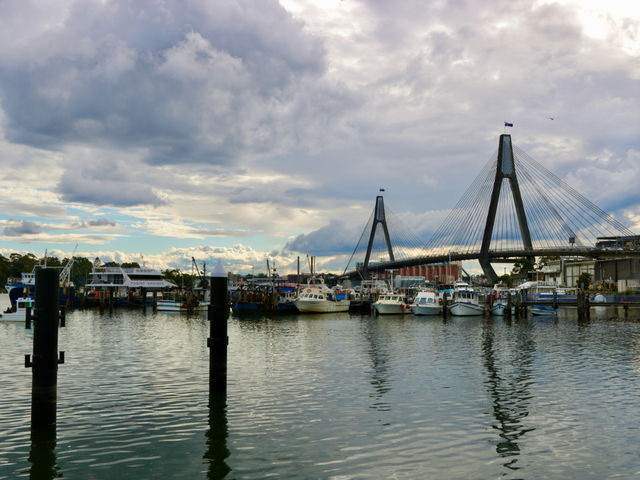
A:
[0, 201, 66, 218]
[4, 220, 43, 236]
[284, 220, 362, 256]
[58, 170, 165, 207]
[0, 0, 327, 164]
[87, 218, 116, 227]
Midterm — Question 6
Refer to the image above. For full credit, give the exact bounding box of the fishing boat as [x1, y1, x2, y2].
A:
[4, 271, 36, 298]
[0, 297, 35, 322]
[232, 283, 298, 314]
[490, 299, 507, 316]
[155, 291, 208, 312]
[448, 281, 484, 316]
[411, 289, 441, 315]
[294, 277, 350, 313]
[372, 293, 409, 314]
[530, 305, 557, 316]
[488, 287, 509, 316]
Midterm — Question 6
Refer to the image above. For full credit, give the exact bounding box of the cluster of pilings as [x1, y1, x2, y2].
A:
[576, 289, 591, 320]
[21, 265, 232, 474]
[510, 292, 528, 318]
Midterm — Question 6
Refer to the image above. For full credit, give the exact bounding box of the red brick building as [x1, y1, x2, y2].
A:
[397, 263, 460, 283]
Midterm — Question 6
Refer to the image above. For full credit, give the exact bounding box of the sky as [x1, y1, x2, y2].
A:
[0, 0, 638, 276]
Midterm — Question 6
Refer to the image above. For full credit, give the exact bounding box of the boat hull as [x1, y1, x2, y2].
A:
[448, 301, 484, 316]
[0, 312, 27, 322]
[232, 301, 297, 314]
[156, 301, 185, 311]
[156, 300, 209, 312]
[294, 299, 350, 313]
[490, 303, 506, 316]
[411, 305, 440, 315]
[373, 303, 407, 314]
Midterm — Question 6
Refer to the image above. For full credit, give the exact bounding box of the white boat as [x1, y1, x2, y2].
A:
[156, 299, 184, 312]
[448, 282, 484, 316]
[294, 277, 350, 313]
[516, 280, 564, 303]
[490, 300, 507, 316]
[155, 291, 209, 312]
[0, 297, 35, 322]
[155, 300, 208, 312]
[85, 259, 176, 298]
[356, 279, 391, 300]
[372, 293, 409, 314]
[411, 289, 441, 315]
[488, 286, 509, 316]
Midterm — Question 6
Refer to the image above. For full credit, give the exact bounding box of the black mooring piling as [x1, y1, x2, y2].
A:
[208, 263, 229, 395]
[26, 268, 63, 429]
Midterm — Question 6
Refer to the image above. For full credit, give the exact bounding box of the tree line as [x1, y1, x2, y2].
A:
[0, 253, 201, 291]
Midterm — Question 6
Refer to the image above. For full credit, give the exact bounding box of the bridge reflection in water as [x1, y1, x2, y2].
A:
[482, 318, 536, 471]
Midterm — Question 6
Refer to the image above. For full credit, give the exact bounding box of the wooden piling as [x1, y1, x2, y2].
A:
[208, 261, 229, 395]
[27, 268, 63, 428]
[514, 293, 521, 318]
[577, 288, 588, 320]
[442, 292, 448, 318]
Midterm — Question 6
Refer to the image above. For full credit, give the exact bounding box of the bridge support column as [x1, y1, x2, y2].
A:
[479, 257, 498, 285]
[479, 134, 533, 284]
[362, 195, 394, 279]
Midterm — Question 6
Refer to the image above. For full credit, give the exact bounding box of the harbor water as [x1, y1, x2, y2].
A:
[2, 295, 640, 479]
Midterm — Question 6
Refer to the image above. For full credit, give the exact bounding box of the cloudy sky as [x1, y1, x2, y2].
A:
[0, 0, 638, 275]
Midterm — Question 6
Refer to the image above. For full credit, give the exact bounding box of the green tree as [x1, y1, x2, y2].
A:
[9, 253, 38, 278]
[536, 255, 560, 270]
[43, 255, 62, 267]
[511, 258, 535, 276]
[162, 269, 194, 289]
[576, 272, 592, 289]
[121, 262, 141, 268]
[70, 257, 94, 287]
[0, 254, 10, 290]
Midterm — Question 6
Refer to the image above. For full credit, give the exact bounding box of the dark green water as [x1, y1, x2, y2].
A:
[1, 302, 640, 479]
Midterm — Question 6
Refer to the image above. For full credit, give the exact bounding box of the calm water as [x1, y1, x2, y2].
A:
[1, 295, 640, 479]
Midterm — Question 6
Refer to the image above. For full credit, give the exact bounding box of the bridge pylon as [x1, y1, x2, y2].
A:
[479, 134, 533, 283]
[362, 195, 394, 279]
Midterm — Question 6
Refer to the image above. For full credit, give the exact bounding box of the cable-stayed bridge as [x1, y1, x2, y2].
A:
[344, 134, 639, 282]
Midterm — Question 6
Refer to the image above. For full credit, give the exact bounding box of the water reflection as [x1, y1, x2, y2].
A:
[204, 393, 230, 480]
[361, 317, 391, 411]
[28, 425, 59, 480]
[482, 319, 535, 472]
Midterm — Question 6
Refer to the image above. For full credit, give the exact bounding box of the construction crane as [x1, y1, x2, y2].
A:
[191, 257, 209, 289]
[59, 244, 78, 287]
